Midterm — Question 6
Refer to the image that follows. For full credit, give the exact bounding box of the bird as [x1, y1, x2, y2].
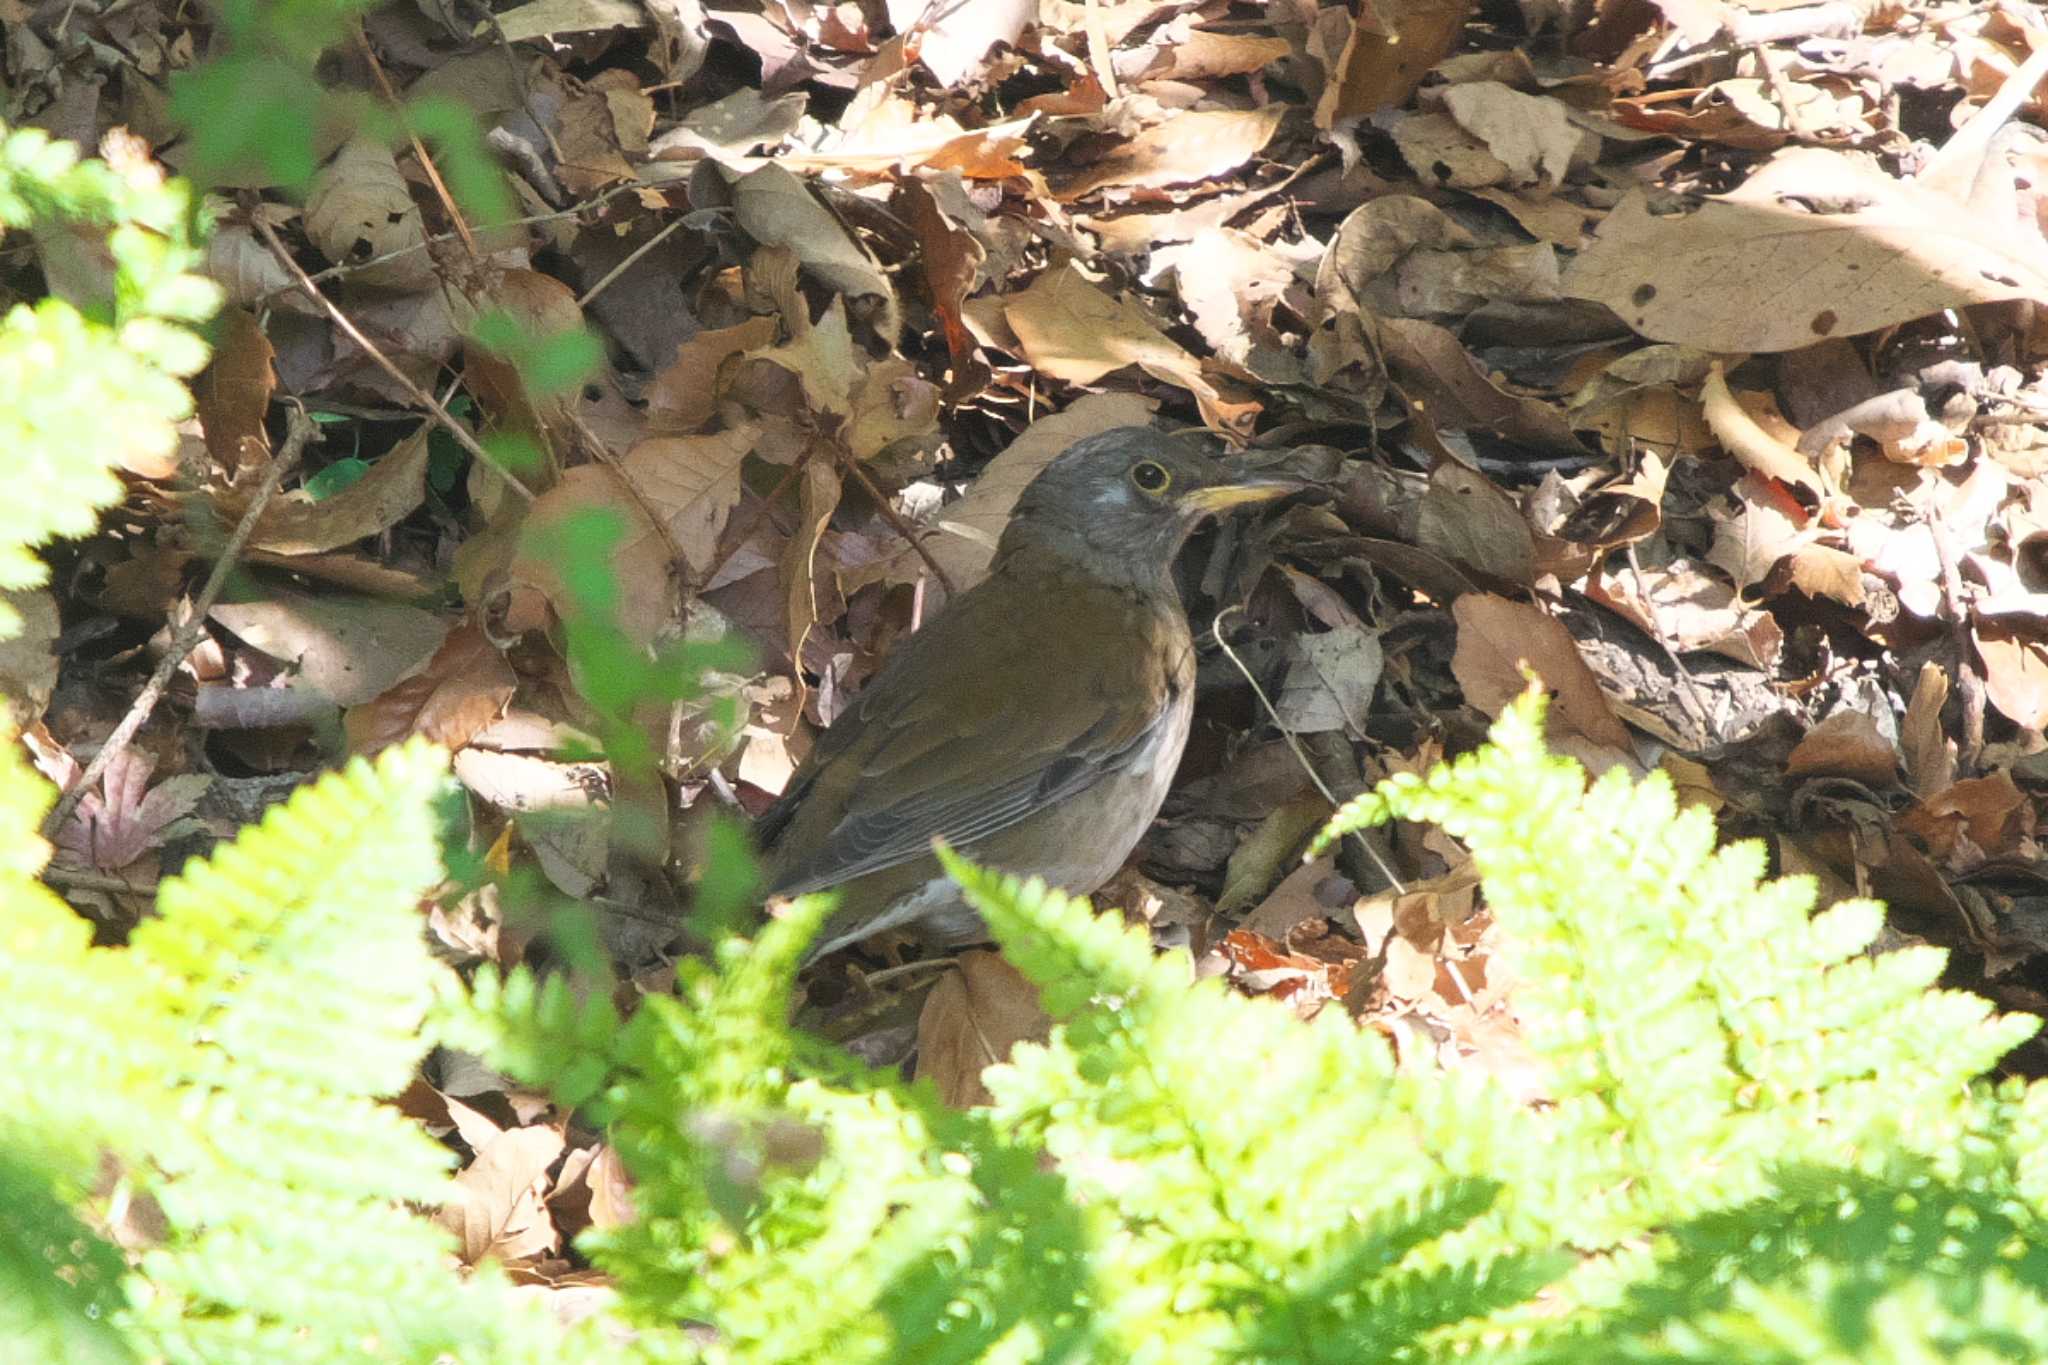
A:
[754, 425, 1302, 960]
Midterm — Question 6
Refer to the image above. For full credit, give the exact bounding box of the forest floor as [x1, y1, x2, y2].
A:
[13, 0, 2048, 1293]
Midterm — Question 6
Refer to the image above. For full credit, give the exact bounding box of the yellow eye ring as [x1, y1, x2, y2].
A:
[1129, 460, 1172, 493]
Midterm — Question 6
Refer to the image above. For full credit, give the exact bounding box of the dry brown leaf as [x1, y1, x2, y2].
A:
[1976, 624, 2048, 730]
[0, 588, 58, 727]
[210, 591, 450, 706]
[844, 359, 941, 461]
[1898, 771, 2031, 862]
[1701, 362, 1828, 496]
[1706, 472, 1812, 590]
[1315, 0, 1474, 127]
[1589, 560, 1784, 668]
[646, 317, 780, 433]
[1415, 460, 1538, 586]
[1439, 82, 1585, 193]
[1137, 29, 1291, 82]
[343, 624, 517, 755]
[1048, 105, 1285, 200]
[193, 306, 275, 477]
[619, 424, 763, 584]
[1451, 594, 1636, 767]
[914, 951, 1052, 1109]
[304, 137, 432, 290]
[747, 297, 859, 417]
[1565, 147, 2048, 353]
[1900, 663, 1957, 798]
[1275, 624, 1384, 734]
[247, 426, 431, 556]
[729, 162, 899, 340]
[438, 1123, 567, 1266]
[1004, 264, 1252, 433]
[1786, 710, 1899, 786]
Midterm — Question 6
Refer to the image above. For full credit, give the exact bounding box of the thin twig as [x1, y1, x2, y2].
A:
[841, 457, 958, 599]
[1749, 42, 1819, 142]
[357, 25, 479, 262]
[1210, 605, 1406, 895]
[264, 183, 646, 306]
[1926, 508, 1986, 774]
[45, 407, 318, 838]
[698, 460, 805, 589]
[254, 215, 537, 502]
[578, 216, 688, 308]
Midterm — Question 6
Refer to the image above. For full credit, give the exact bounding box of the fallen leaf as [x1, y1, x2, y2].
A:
[211, 591, 450, 706]
[245, 426, 431, 556]
[1976, 625, 2048, 730]
[304, 137, 432, 290]
[52, 747, 211, 873]
[914, 951, 1051, 1109]
[1701, 362, 1827, 496]
[1451, 594, 1636, 766]
[646, 317, 780, 433]
[1564, 147, 2048, 352]
[1004, 263, 1252, 433]
[1900, 663, 1956, 798]
[1315, 0, 1474, 127]
[1786, 710, 1900, 787]
[0, 587, 59, 727]
[1275, 624, 1384, 734]
[1440, 82, 1584, 192]
[1049, 106, 1285, 200]
[193, 306, 275, 476]
[438, 1122, 567, 1266]
[729, 162, 899, 340]
[344, 624, 518, 755]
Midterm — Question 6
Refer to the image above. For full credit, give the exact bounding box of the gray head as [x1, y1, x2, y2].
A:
[996, 427, 1298, 587]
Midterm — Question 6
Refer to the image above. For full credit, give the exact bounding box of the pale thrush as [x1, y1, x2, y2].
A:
[756, 426, 1299, 959]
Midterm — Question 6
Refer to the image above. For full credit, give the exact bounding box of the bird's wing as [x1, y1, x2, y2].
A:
[761, 573, 1186, 898]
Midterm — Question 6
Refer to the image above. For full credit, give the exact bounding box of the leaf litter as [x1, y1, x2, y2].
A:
[16, 0, 2048, 1303]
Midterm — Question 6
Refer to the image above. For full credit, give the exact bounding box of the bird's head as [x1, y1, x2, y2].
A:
[1000, 427, 1301, 584]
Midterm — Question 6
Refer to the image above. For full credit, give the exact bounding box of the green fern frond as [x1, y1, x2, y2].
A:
[473, 887, 1100, 1364]
[1315, 691, 2040, 1254]
[0, 1149, 134, 1365]
[0, 123, 219, 624]
[947, 853, 1549, 1358]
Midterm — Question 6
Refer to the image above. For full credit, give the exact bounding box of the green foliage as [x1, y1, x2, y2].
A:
[0, 741, 576, 1361]
[473, 691, 2048, 1365]
[1315, 694, 2039, 1256]
[0, 123, 218, 624]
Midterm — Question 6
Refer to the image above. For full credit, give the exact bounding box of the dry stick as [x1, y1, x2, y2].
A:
[840, 456, 958, 599]
[254, 216, 536, 502]
[356, 26, 479, 262]
[578, 216, 688, 309]
[1749, 42, 1820, 142]
[44, 407, 318, 838]
[698, 459, 806, 588]
[1927, 508, 1987, 775]
[1208, 604, 1406, 896]
[268, 183, 647, 306]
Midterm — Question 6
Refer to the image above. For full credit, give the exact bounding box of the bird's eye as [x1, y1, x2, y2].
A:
[1129, 460, 1172, 494]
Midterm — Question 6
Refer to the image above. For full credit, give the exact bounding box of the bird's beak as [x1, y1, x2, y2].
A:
[1178, 472, 1305, 515]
